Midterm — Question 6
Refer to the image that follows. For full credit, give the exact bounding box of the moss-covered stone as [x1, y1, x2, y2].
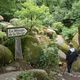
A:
[17, 69, 49, 80]
[72, 33, 79, 50]
[0, 45, 13, 66]
[22, 35, 51, 65]
[56, 35, 69, 53]
[72, 59, 80, 72]
[0, 31, 6, 37]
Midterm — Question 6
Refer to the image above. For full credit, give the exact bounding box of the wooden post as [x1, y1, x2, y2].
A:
[15, 37, 23, 60]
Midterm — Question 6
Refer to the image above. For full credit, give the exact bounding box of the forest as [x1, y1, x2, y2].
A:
[0, 0, 80, 80]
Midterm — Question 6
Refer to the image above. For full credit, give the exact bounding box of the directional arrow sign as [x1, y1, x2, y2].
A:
[7, 27, 27, 37]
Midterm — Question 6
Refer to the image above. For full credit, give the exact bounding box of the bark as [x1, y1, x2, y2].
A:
[78, 27, 80, 47]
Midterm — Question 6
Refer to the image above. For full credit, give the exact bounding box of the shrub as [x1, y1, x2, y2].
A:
[52, 22, 64, 34]
[4, 38, 15, 56]
[22, 35, 58, 71]
[61, 25, 77, 41]
[36, 43, 59, 71]
[22, 35, 50, 65]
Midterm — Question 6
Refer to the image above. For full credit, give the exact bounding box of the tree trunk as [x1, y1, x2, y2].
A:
[15, 37, 23, 60]
[78, 27, 80, 47]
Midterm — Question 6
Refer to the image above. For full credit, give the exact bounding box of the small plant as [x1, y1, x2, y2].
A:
[17, 72, 35, 80]
[36, 43, 59, 71]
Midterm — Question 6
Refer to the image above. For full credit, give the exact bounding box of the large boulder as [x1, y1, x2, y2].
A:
[0, 22, 11, 27]
[0, 15, 4, 21]
[10, 18, 24, 27]
[22, 35, 51, 65]
[72, 58, 80, 72]
[72, 33, 79, 49]
[58, 50, 66, 60]
[0, 45, 13, 66]
[17, 69, 49, 80]
[0, 22, 14, 32]
[0, 31, 6, 38]
[56, 35, 69, 53]
[43, 27, 56, 39]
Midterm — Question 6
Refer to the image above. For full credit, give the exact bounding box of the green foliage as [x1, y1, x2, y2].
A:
[0, 0, 16, 21]
[71, 0, 80, 25]
[22, 34, 58, 70]
[35, 0, 72, 21]
[52, 8, 67, 22]
[0, 31, 6, 38]
[37, 44, 58, 70]
[14, 0, 54, 28]
[61, 25, 77, 40]
[0, 0, 16, 13]
[0, 31, 6, 44]
[4, 38, 15, 56]
[17, 72, 35, 80]
[17, 69, 49, 80]
[0, 45, 13, 66]
[22, 35, 43, 64]
[52, 22, 64, 34]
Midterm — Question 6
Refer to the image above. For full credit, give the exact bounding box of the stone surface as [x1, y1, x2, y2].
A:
[56, 35, 69, 53]
[6, 66, 16, 71]
[0, 71, 22, 80]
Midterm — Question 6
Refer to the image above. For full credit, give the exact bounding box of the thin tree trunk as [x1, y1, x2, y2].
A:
[78, 27, 80, 47]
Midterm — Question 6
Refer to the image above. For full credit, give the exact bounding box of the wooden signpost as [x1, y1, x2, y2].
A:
[7, 27, 27, 37]
[7, 27, 27, 60]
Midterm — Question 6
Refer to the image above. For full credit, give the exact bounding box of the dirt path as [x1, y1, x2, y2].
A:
[0, 71, 22, 80]
[61, 72, 80, 80]
[0, 71, 80, 80]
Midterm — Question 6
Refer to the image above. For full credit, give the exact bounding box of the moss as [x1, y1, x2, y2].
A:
[58, 42, 69, 53]
[22, 35, 42, 64]
[17, 69, 49, 80]
[0, 45, 13, 66]
[72, 59, 80, 72]
[0, 31, 6, 38]
[72, 33, 79, 49]
[22, 35, 51, 65]
[56, 35, 69, 53]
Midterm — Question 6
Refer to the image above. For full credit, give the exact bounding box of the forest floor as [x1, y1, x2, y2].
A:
[0, 70, 80, 80]
[0, 61, 80, 80]
[59, 72, 80, 80]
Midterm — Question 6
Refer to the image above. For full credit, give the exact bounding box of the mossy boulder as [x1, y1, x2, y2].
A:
[0, 22, 11, 27]
[72, 33, 79, 50]
[0, 45, 13, 66]
[72, 59, 80, 72]
[17, 69, 49, 80]
[56, 35, 69, 53]
[0, 22, 13, 32]
[22, 35, 51, 65]
[0, 31, 6, 38]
